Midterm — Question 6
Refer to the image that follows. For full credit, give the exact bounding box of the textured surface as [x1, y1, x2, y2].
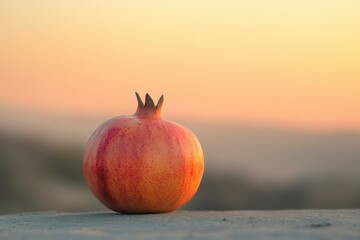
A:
[83, 115, 204, 213]
[0, 210, 359, 240]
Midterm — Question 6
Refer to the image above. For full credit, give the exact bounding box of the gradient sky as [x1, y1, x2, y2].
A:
[1, 0, 360, 131]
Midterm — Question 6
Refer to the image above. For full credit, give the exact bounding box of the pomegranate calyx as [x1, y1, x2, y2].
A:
[135, 92, 164, 119]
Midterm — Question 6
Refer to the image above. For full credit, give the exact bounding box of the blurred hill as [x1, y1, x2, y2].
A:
[0, 108, 360, 214]
[0, 130, 103, 214]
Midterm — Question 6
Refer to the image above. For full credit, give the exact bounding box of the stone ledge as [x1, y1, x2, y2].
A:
[1, 210, 359, 240]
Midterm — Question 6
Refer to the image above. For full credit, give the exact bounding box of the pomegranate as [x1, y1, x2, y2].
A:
[83, 92, 204, 213]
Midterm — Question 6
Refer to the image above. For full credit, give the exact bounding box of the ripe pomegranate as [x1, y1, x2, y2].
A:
[83, 93, 204, 213]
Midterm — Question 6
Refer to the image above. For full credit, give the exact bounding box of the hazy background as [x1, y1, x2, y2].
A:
[1, 0, 360, 214]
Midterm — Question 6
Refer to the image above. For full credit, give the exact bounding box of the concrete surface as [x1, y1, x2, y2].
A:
[0, 210, 359, 240]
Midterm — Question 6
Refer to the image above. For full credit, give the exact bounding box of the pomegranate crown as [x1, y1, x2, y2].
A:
[135, 92, 164, 119]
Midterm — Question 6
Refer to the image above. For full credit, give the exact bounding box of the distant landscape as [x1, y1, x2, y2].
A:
[1, 0, 360, 218]
[0, 108, 360, 214]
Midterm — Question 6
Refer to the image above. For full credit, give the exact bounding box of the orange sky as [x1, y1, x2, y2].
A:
[1, 1, 360, 131]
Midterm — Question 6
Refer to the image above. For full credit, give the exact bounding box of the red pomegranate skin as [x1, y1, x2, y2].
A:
[83, 93, 204, 213]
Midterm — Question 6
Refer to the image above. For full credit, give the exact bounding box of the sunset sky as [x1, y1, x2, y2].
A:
[1, 0, 360, 131]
